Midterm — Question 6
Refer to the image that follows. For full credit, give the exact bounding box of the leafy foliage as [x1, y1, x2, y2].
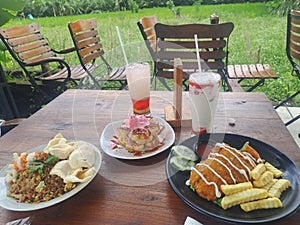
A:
[267, 0, 300, 16]
[0, 0, 26, 26]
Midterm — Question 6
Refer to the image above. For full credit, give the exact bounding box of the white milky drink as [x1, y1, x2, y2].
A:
[125, 62, 150, 115]
[189, 72, 220, 134]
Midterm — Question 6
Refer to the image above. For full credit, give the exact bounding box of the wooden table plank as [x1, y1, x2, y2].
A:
[0, 89, 299, 225]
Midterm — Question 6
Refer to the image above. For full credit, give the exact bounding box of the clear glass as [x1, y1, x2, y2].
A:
[189, 72, 220, 134]
[125, 62, 151, 115]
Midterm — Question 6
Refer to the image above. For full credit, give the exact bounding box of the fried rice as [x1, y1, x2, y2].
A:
[8, 164, 77, 203]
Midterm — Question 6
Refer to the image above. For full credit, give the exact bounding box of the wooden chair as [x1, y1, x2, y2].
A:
[0, 23, 91, 99]
[68, 18, 127, 90]
[154, 22, 234, 90]
[137, 15, 158, 60]
[275, 9, 300, 126]
[137, 15, 159, 87]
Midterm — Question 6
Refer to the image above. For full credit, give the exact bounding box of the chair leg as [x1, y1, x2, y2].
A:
[285, 114, 300, 126]
[157, 77, 171, 91]
[275, 90, 300, 109]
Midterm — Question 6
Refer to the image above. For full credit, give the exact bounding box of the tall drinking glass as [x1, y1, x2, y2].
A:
[189, 72, 220, 134]
[125, 62, 151, 115]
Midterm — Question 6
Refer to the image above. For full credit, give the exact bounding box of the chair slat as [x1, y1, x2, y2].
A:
[157, 39, 226, 49]
[82, 50, 104, 64]
[13, 40, 47, 53]
[0, 23, 40, 39]
[8, 34, 43, 46]
[24, 52, 56, 64]
[263, 64, 277, 78]
[68, 18, 97, 33]
[77, 37, 101, 49]
[74, 30, 98, 42]
[79, 44, 103, 59]
[19, 46, 52, 60]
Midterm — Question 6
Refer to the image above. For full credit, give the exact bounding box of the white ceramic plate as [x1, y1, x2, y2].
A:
[0, 142, 102, 211]
[100, 117, 175, 160]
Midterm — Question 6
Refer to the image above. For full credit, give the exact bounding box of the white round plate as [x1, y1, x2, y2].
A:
[0, 142, 102, 211]
[100, 117, 175, 160]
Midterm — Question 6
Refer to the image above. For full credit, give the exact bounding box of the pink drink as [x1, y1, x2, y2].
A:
[132, 97, 150, 115]
[189, 72, 220, 134]
[126, 62, 150, 115]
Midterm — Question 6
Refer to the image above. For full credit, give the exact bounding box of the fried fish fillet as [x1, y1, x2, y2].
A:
[189, 143, 262, 201]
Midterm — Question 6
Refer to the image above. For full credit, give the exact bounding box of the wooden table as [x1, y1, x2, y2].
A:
[0, 89, 299, 225]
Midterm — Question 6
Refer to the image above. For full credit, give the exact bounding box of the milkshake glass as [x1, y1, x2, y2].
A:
[189, 72, 220, 134]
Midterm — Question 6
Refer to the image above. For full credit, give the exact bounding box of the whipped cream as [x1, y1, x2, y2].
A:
[122, 114, 150, 130]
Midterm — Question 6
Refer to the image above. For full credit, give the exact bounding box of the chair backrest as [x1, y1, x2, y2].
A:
[154, 22, 234, 80]
[0, 23, 55, 67]
[137, 15, 158, 59]
[68, 18, 105, 67]
[287, 9, 300, 79]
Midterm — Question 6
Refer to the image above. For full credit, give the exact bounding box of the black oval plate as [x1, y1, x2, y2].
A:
[166, 133, 300, 224]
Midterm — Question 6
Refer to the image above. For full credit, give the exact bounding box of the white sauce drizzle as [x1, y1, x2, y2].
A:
[242, 151, 263, 164]
[206, 156, 237, 183]
[192, 167, 222, 198]
[210, 152, 249, 181]
[216, 143, 253, 176]
[197, 163, 228, 184]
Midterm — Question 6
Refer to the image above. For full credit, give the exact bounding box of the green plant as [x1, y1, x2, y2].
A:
[0, 0, 26, 66]
[166, 0, 181, 17]
[267, 0, 300, 16]
[129, 0, 139, 13]
[0, 0, 25, 26]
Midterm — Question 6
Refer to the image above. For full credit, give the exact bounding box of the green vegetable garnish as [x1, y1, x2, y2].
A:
[213, 198, 223, 207]
[240, 141, 250, 150]
[28, 162, 44, 174]
[44, 154, 58, 164]
[28, 154, 58, 174]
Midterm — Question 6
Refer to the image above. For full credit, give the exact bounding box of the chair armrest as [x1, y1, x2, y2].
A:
[52, 47, 76, 54]
[25, 57, 66, 67]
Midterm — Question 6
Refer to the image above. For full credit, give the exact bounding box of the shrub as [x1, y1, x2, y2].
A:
[267, 0, 300, 16]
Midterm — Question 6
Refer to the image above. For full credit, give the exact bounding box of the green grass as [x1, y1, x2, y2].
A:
[3, 2, 300, 104]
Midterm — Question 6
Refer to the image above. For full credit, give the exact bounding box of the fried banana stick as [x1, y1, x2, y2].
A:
[221, 188, 268, 210]
[240, 197, 282, 212]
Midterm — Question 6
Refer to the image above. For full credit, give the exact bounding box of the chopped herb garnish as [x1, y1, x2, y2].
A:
[44, 154, 58, 164]
[28, 162, 44, 174]
[213, 198, 223, 207]
[28, 153, 58, 174]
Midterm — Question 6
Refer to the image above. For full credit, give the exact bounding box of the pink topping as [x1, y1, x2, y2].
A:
[122, 114, 150, 130]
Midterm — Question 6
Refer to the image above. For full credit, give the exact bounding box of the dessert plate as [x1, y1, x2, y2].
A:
[166, 133, 300, 224]
[0, 142, 102, 211]
[100, 117, 175, 160]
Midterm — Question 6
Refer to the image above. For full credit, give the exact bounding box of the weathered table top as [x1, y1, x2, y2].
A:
[0, 90, 299, 225]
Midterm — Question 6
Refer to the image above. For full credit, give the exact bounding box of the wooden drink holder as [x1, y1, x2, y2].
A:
[164, 58, 192, 127]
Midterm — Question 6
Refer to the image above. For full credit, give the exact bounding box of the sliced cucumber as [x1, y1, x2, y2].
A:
[170, 156, 196, 171]
[171, 145, 198, 161]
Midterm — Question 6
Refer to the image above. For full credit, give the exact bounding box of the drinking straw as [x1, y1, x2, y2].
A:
[194, 34, 202, 72]
[116, 26, 129, 65]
